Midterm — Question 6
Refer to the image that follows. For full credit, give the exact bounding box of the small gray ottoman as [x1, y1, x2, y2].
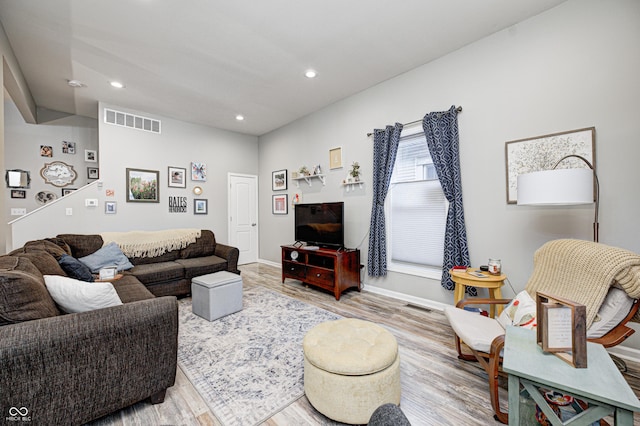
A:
[191, 271, 243, 321]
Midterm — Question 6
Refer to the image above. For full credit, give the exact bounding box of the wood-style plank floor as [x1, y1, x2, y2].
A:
[90, 263, 640, 425]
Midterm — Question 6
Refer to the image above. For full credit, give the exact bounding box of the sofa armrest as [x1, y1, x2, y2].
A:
[0, 297, 178, 425]
[215, 243, 240, 274]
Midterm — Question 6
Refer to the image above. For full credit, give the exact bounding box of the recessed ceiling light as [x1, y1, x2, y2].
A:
[305, 69, 317, 79]
[110, 81, 125, 89]
[67, 79, 85, 88]
[235, 115, 245, 121]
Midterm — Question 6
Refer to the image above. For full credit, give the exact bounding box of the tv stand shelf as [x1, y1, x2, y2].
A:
[281, 245, 360, 300]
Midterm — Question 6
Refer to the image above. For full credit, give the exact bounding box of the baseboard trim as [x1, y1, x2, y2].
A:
[256, 260, 640, 362]
[362, 283, 448, 312]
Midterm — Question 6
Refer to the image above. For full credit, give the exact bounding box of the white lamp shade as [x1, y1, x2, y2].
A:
[517, 168, 593, 205]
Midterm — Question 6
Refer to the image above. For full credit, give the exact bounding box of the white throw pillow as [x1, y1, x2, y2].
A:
[43, 275, 123, 313]
[497, 290, 537, 330]
[587, 287, 634, 339]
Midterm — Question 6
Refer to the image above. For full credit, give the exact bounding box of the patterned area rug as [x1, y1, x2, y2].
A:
[177, 286, 342, 426]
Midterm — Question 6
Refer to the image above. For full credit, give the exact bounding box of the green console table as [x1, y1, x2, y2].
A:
[503, 326, 640, 425]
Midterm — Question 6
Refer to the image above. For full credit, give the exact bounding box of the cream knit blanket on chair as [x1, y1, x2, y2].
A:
[525, 239, 640, 328]
[100, 228, 201, 258]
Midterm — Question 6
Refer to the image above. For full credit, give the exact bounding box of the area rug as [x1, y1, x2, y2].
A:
[177, 286, 342, 426]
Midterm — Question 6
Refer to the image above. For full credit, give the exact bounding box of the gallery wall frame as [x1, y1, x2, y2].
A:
[87, 167, 99, 179]
[191, 162, 207, 181]
[105, 201, 117, 214]
[168, 166, 187, 188]
[40, 161, 77, 187]
[10, 189, 26, 199]
[272, 169, 287, 191]
[126, 168, 160, 203]
[194, 198, 208, 214]
[85, 149, 97, 162]
[505, 127, 595, 204]
[272, 194, 288, 215]
[61, 188, 76, 196]
[329, 147, 343, 169]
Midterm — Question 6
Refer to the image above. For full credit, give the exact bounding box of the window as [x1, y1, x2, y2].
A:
[386, 129, 447, 278]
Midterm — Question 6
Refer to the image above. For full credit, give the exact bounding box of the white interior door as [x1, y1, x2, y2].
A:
[228, 173, 258, 265]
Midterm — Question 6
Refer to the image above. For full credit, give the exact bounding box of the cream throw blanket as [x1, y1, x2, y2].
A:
[525, 239, 640, 328]
[100, 229, 201, 258]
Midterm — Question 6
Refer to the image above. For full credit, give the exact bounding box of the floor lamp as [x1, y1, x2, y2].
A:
[517, 154, 599, 242]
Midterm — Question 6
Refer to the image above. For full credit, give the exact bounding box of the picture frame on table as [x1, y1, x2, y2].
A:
[272, 169, 287, 191]
[126, 168, 159, 203]
[194, 199, 208, 215]
[505, 127, 595, 204]
[168, 166, 187, 188]
[272, 194, 288, 215]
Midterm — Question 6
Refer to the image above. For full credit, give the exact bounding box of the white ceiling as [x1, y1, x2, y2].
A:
[0, 0, 568, 136]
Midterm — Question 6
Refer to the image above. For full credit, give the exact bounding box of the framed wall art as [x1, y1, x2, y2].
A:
[191, 162, 207, 181]
[10, 189, 26, 199]
[126, 168, 159, 203]
[85, 149, 97, 162]
[272, 194, 288, 215]
[87, 167, 99, 179]
[61, 188, 76, 196]
[105, 201, 117, 214]
[62, 141, 76, 154]
[272, 169, 288, 191]
[194, 199, 208, 215]
[329, 147, 343, 169]
[505, 127, 595, 204]
[40, 145, 53, 157]
[40, 161, 77, 187]
[168, 166, 187, 188]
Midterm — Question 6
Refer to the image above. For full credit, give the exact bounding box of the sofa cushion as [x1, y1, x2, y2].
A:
[128, 261, 185, 285]
[175, 255, 227, 280]
[58, 254, 95, 282]
[44, 275, 123, 313]
[57, 234, 104, 258]
[180, 230, 216, 259]
[111, 275, 155, 303]
[12, 250, 67, 276]
[79, 242, 134, 273]
[0, 256, 60, 325]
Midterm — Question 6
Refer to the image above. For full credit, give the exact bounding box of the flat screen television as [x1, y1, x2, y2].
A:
[294, 202, 344, 248]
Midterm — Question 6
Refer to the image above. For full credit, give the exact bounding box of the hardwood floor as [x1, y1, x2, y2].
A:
[90, 263, 640, 425]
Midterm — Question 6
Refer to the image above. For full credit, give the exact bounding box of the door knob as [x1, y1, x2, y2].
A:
[251, 223, 257, 226]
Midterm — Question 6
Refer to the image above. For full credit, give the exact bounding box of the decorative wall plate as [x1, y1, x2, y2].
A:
[40, 161, 77, 187]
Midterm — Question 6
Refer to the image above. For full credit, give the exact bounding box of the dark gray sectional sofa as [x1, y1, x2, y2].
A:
[0, 230, 239, 425]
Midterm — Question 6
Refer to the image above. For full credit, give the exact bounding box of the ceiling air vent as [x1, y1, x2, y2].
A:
[104, 108, 161, 134]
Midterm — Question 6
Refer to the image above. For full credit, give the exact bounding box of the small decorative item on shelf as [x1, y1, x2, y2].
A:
[299, 166, 310, 176]
[313, 164, 322, 175]
[348, 161, 360, 182]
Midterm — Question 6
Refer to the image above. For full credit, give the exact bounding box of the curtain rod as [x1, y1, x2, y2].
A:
[366, 106, 462, 137]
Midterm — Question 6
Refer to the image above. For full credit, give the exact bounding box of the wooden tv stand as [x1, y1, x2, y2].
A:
[281, 245, 361, 300]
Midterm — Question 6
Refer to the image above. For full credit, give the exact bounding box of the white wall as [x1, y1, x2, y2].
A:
[97, 103, 259, 243]
[4, 99, 98, 218]
[259, 0, 640, 309]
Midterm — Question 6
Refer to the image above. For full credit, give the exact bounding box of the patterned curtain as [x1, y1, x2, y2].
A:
[422, 106, 474, 294]
[368, 123, 403, 277]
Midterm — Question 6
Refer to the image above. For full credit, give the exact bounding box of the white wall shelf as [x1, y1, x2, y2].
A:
[342, 181, 364, 192]
[293, 174, 325, 187]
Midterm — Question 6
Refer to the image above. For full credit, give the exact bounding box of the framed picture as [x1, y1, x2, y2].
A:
[194, 198, 208, 214]
[168, 166, 187, 188]
[329, 147, 343, 169]
[191, 162, 207, 181]
[105, 201, 117, 214]
[126, 168, 159, 203]
[505, 127, 595, 204]
[87, 167, 99, 179]
[536, 292, 587, 368]
[40, 145, 53, 157]
[272, 194, 288, 215]
[272, 169, 288, 191]
[85, 149, 97, 162]
[61, 188, 76, 196]
[62, 141, 76, 154]
[10, 189, 26, 199]
[40, 161, 77, 187]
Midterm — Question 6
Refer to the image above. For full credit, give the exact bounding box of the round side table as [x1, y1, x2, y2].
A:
[449, 268, 507, 318]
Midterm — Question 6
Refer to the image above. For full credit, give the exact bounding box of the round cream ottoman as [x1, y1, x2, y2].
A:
[303, 318, 401, 424]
